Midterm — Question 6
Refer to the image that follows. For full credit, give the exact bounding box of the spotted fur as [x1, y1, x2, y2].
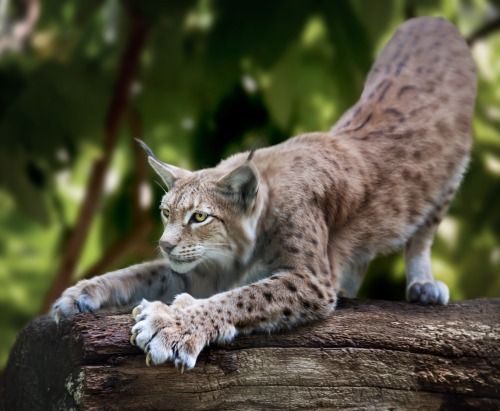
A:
[52, 17, 477, 370]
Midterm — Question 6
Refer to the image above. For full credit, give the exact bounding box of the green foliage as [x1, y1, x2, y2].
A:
[0, 0, 499, 371]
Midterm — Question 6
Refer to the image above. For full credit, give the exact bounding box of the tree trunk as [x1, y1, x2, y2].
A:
[4, 298, 500, 410]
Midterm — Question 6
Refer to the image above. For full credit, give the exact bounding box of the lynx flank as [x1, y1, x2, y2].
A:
[52, 17, 477, 371]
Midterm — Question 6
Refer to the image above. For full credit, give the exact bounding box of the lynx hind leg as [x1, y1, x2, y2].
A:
[404, 203, 452, 305]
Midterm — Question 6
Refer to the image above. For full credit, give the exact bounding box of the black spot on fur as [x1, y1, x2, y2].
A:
[398, 84, 418, 98]
[263, 292, 273, 302]
[237, 302, 243, 309]
[378, 81, 393, 102]
[309, 282, 324, 299]
[307, 265, 317, 276]
[352, 113, 373, 131]
[394, 55, 409, 76]
[283, 308, 292, 317]
[384, 107, 403, 117]
[269, 250, 281, 263]
[311, 192, 321, 207]
[284, 281, 297, 292]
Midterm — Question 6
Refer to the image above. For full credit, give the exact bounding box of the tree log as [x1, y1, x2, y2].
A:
[3, 298, 500, 410]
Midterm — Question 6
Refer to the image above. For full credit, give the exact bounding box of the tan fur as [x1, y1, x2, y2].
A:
[52, 17, 477, 370]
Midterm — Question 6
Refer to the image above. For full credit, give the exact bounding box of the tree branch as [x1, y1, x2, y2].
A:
[6, 299, 500, 410]
[80, 109, 154, 280]
[467, 15, 500, 46]
[41, 10, 150, 314]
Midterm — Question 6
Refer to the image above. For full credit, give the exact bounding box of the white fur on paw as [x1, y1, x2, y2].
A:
[171, 293, 197, 309]
[131, 298, 236, 371]
[407, 280, 449, 305]
[51, 293, 99, 323]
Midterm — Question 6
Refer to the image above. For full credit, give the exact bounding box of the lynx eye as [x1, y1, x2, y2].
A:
[191, 212, 208, 223]
[162, 209, 170, 219]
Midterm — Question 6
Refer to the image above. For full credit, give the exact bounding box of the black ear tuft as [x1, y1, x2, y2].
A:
[246, 149, 256, 162]
[135, 138, 191, 191]
[135, 138, 156, 159]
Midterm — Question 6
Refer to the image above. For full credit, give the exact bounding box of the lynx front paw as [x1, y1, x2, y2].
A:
[51, 293, 100, 323]
[131, 298, 236, 371]
[406, 280, 449, 305]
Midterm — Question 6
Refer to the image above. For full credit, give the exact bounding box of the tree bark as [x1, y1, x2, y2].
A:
[4, 298, 500, 410]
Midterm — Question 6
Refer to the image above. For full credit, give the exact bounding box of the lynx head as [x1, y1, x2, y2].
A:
[138, 140, 260, 274]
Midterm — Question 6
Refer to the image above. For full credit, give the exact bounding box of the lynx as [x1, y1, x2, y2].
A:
[52, 17, 477, 371]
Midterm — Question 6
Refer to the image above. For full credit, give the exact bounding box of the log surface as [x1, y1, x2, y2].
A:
[4, 298, 500, 410]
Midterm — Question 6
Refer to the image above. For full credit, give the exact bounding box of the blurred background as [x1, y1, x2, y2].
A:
[0, 0, 499, 373]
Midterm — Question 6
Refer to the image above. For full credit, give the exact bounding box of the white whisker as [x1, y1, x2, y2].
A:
[154, 179, 167, 194]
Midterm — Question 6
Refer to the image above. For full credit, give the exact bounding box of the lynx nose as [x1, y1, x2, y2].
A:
[160, 240, 176, 253]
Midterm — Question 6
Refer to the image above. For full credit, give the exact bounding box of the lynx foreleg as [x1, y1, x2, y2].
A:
[51, 260, 186, 322]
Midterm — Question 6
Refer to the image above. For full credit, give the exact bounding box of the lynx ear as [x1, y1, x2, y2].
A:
[217, 156, 259, 210]
[136, 139, 191, 191]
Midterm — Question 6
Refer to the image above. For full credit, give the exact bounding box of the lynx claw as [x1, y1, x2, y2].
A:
[130, 332, 138, 346]
[131, 298, 223, 371]
[51, 294, 100, 323]
[53, 310, 61, 325]
[176, 362, 185, 374]
[132, 305, 142, 318]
